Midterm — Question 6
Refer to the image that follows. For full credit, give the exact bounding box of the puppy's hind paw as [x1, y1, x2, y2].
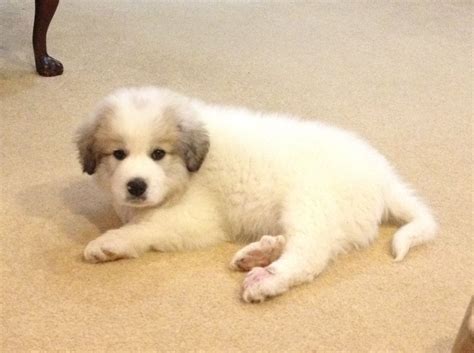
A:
[230, 235, 285, 271]
[241, 266, 289, 303]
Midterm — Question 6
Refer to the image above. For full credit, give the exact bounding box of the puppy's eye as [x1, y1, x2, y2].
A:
[151, 149, 166, 161]
[113, 150, 127, 160]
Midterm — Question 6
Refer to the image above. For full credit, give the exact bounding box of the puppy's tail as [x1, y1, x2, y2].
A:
[384, 177, 438, 261]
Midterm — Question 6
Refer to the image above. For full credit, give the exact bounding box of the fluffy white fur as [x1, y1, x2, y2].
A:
[76, 87, 438, 303]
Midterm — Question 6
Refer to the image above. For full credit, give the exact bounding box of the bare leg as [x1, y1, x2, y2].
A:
[33, 0, 63, 76]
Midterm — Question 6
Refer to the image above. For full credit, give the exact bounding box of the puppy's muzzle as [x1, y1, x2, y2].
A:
[127, 178, 147, 197]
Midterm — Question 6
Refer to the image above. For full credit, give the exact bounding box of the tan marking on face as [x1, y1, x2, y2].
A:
[93, 108, 126, 157]
[76, 102, 122, 174]
[148, 106, 181, 154]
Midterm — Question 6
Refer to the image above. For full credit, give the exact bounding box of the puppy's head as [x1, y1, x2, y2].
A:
[76, 87, 209, 208]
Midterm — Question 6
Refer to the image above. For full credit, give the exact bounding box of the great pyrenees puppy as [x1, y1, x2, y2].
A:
[76, 87, 437, 302]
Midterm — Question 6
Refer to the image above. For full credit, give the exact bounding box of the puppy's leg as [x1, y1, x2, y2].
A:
[84, 195, 226, 263]
[241, 234, 332, 302]
[242, 233, 332, 302]
[84, 219, 225, 263]
[230, 235, 286, 271]
[241, 200, 335, 303]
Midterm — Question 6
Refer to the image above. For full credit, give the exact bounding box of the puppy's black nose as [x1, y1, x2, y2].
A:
[127, 178, 147, 197]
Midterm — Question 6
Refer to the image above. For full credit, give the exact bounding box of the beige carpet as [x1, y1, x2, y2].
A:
[1, 1, 472, 352]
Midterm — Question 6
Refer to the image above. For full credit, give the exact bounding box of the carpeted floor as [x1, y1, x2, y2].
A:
[1, 1, 472, 352]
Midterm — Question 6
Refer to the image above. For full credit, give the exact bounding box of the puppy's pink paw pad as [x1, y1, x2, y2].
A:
[234, 250, 271, 271]
[241, 266, 286, 303]
[243, 267, 272, 289]
[230, 235, 285, 271]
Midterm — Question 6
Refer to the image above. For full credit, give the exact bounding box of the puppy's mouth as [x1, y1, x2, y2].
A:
[123, 196, 153, 208]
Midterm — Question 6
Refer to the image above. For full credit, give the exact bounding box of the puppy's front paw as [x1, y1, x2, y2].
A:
[84, 234, 138, 263]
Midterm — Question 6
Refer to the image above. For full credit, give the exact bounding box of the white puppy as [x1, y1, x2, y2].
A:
[76, 87, 437, 302]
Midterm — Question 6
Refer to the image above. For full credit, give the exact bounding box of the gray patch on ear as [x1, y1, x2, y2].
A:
[177, 118, 210, 172]
[76, 122, 99, 175]
[81, 147, 97, 175]
[75, 104, 112, 175]
[165, 101, 209, 172]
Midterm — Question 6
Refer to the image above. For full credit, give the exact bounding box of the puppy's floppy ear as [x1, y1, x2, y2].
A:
[75, 120, 99, 175]
[178, 119, 210, 172]
[166, 102, 210, 172]
[75, 104, 111, 175]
